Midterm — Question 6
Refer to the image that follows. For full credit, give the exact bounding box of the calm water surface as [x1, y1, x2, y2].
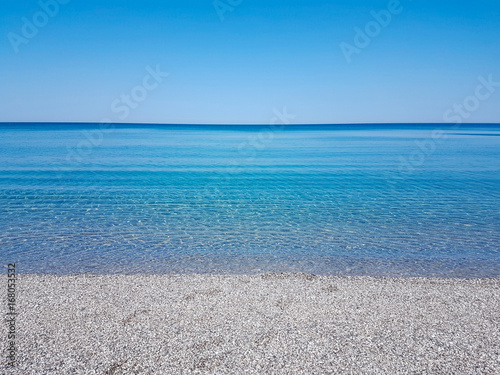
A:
[1, 124, 499, 276]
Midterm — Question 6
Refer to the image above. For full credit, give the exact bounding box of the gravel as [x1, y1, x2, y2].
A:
[1, 273, 499, 374]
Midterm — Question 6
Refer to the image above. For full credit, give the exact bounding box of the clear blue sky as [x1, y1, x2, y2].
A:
[1, 0, 499, 124]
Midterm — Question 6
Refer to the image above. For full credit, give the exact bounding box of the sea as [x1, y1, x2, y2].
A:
[1, 123, 499, 277]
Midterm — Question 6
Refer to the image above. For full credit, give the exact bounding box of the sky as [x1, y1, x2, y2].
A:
[1, 0, 499, 124]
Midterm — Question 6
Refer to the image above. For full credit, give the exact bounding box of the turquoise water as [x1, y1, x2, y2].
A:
[1, 123, 499, 276]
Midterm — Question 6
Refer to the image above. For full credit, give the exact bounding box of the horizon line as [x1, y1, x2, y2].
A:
[1, 122, 500, 126]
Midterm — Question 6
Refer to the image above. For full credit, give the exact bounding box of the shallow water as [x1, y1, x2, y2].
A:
[1, 123, 499, 276]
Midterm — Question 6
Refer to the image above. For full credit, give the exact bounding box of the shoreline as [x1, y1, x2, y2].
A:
[2, 274, 499, 374]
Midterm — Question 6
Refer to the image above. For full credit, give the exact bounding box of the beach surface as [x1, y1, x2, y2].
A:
[1, 274, 499, 374]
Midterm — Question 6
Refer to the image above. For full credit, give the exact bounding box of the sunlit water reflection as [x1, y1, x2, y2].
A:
[1, 124, 499, 276]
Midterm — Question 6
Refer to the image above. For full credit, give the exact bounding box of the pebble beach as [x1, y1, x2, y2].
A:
[1, 273, 499, 374]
